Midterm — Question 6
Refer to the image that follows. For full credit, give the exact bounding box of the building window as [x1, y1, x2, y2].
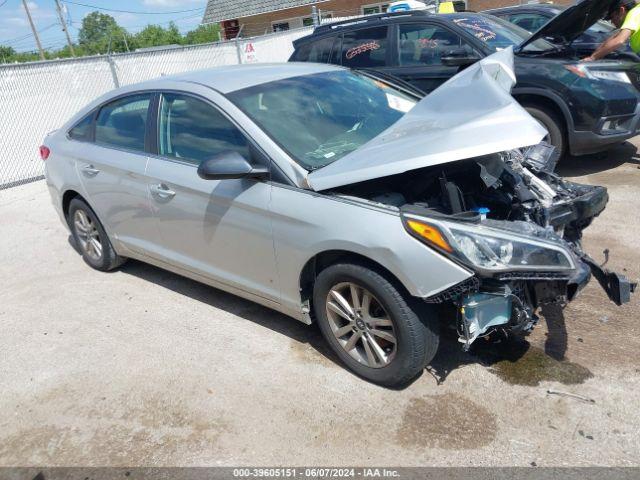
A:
[272, 12, 333, 32]
[272, 22, 290, 32]
[362, 2, 390, 15]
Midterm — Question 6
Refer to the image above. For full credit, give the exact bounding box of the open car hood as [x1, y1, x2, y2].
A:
[517, 0, 616, 51]
[307, 48, 546, 192]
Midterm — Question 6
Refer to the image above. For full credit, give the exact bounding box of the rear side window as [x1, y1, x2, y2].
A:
[293, 36, 337, 63]
[507, 13, 549, 33]
[68, 113, 94, 141]
[158, 93, 250, 166]
[340, 27, 388, 68]
[95, 94, 151, 152]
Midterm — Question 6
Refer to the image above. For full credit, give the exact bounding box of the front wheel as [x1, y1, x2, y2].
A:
[524, 105, 566, 158]
[312, 263, 439, 387]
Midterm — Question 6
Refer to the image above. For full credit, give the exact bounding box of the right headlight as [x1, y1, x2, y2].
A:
[404, 216, 575, 272]
[565, 65, 631, 84]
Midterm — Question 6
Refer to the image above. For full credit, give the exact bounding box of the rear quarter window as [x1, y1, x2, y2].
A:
[68, 113, 94, 141]
[292, 36, 337, 63]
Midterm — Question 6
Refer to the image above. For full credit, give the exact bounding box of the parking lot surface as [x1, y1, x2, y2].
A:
[1, 142, 639, 467]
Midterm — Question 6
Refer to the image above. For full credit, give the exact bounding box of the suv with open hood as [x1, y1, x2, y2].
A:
[484, 2, 639, 61]
[290, 0, 640, 158]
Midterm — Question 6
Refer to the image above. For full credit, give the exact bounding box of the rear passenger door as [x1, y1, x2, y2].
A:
[388, 22, 480, 93]
[145, 91, 280, 302]
[73, 93, 156, 254]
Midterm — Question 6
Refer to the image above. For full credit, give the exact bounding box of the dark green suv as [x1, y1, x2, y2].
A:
[290, 0, 640, 157]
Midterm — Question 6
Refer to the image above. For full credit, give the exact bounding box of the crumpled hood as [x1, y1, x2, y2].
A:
[307, 48, 546, 192]
[518, 0, 616, 51]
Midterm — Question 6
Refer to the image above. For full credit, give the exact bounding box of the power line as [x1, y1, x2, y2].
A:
[1, 23, 58, 46]
[0, 0, 10, 8]
[61, 1, 205, 15]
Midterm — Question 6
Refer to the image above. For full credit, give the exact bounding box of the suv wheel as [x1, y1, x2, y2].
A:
[313, 263, 439, 387]
[68, 198, 125, 271]
[525, 105, 566, 158]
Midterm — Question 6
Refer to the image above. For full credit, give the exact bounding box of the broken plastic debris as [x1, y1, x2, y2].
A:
[546, 389, 595, 404]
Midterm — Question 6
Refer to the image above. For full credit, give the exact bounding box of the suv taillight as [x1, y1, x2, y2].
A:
[39, 145, 50, 160]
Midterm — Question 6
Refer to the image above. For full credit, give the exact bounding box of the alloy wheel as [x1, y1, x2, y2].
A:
[325, 282, 397, 368]
[74, 209, 103, 261]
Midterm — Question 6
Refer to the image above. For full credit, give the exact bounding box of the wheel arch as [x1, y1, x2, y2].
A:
[512, 89, 574, 132]
[299, 249, 412, 323]
[62, 189, 85, 220]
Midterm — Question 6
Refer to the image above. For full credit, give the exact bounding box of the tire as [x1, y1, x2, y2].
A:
[312, 263, 439, 387]
[68, 197, 125, 271]
[525, 106, 566, 158]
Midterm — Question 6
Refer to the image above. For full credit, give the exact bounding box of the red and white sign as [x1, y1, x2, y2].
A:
[242, 42, 258, 63]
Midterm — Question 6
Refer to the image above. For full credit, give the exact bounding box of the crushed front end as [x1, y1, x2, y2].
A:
[396, 143, 636, 349]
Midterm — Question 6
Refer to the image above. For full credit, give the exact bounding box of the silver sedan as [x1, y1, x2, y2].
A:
[43, 57, 634, 386]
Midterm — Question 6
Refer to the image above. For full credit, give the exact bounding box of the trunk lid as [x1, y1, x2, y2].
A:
[307, 48, 546, 192]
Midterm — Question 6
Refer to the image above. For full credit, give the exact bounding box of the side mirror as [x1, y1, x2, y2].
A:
[197, 151, 269, 181]
[441, 48, 480, 67]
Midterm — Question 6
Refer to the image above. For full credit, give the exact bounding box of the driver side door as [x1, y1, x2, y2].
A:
[145, 91, 280, 303]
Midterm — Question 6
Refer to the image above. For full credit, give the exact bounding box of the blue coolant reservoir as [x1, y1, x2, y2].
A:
[460, 293, 512, 345]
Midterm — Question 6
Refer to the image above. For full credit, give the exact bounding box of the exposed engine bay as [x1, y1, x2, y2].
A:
[332, 143, 637, 349]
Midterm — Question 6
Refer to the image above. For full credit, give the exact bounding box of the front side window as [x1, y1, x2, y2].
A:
[398, 23, 476, 66]
[341, 27, 388, 68]
[452, 15, 554, 52]
[68, 113, 94, 141]
[158, 93, 250, 166]
[95, 94, 151, 151]
[228, 71, 417, 170]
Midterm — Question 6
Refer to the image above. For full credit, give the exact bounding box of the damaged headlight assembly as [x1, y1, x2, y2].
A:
[403, 214, 578, 349]
[403, 215, 575, 273]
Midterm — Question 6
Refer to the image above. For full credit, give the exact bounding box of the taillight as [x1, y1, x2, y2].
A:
[39, 145, 50, 160]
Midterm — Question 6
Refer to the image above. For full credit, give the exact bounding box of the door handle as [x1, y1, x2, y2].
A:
[150, 183, 176, 199]
[81, 164, 100, 177]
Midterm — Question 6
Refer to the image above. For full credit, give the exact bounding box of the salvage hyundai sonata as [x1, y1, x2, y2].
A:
[43, 50, 636, 386]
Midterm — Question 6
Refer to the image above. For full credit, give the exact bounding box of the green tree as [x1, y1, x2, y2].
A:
[78, 11, 129, 54]
[132, 22, 183, 49]
[184, 23, 221, 45]
[0, 45, 17, 63]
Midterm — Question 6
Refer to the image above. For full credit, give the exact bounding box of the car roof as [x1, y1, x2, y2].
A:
[134, 62, 343, 94]
[297, 10, 490, 43]
[485, 4, 562, 14]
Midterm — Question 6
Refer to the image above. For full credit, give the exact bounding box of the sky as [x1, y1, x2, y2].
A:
[0, 0, 208, 52]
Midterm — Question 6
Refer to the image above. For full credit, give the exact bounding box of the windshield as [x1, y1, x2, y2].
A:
[228, 71, 418, 171]
[453, 14, 555, 52]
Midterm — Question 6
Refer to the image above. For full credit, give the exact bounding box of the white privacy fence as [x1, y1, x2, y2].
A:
[0, 23, 332, 189]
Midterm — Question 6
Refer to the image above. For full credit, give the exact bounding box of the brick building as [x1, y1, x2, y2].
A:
[203, 0, 574, 39]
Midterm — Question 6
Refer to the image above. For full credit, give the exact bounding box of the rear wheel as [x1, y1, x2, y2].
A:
[525, 105, 566, 158]
[313, 263, 439, 387]
[68, 198, 125, 271]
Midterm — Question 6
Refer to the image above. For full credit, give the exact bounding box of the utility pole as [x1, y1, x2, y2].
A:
[21, 0, 45, 61]
[54, 0, 75, 56]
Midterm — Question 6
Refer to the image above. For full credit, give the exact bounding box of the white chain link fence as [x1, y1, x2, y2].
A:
[0, 23, 338, 189]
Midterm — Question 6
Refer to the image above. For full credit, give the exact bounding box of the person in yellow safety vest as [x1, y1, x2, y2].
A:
[583, 0, 640, 61]
[438, 1, 456, 13]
